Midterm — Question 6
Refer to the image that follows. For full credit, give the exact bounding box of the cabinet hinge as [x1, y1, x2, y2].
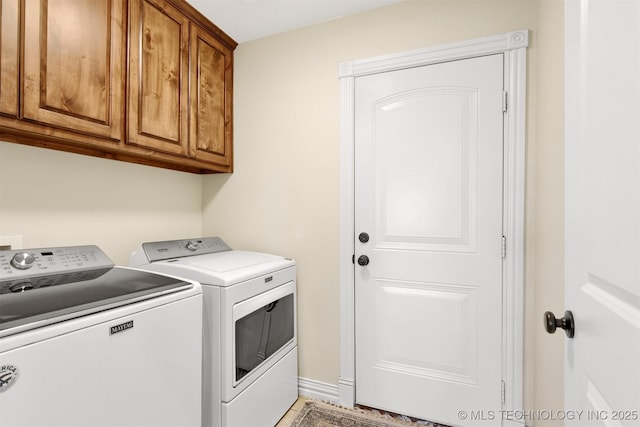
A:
[501, 236, 507, 258]
[501, 380, 506, 403]
[502, 91, 508, 113]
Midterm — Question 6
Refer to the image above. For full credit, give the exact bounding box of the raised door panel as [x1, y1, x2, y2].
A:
[0, 0, 19, 117]
[189, 24, 233, 168]
[375, 88, 478, 253]
[128, 0, 189, 156]
[22, 0, 124, 141]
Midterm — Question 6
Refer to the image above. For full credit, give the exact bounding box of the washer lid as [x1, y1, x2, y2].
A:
[148, 250, 295, 286]
[186, 250, 280, 272]
[0, 267, 194, 337]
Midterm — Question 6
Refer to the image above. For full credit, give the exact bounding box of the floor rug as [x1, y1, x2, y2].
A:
[290, 400, 448, 427]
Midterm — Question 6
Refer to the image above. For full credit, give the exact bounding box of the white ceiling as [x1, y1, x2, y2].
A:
[187, 0, 403, 44]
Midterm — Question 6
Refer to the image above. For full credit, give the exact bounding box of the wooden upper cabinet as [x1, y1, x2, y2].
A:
[22, 0, 125, 141]
[0, 0, 235, 173]
[128, 0, 189, 156]
[0, 0, 20, 117]
[189, 24, 233, 168]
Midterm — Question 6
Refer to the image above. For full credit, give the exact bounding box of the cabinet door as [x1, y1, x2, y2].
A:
[128, 0, 189, 156]
[22, 0, 125, 141]
[189, 24, 233, 168]
[0, 0, 20, 117]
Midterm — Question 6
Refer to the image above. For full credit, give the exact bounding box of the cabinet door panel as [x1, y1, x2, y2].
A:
[1, 0, 20, 117]
[128, 0, 188, 156]
[22, 0, 124, 140]
[189, 25, 233, 167]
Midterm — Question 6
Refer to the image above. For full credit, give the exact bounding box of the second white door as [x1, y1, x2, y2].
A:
[565, 1, 640, 425]
[355, 54, 505, 426]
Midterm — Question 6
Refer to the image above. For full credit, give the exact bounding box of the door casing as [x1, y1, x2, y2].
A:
[338, 30, 528, 424]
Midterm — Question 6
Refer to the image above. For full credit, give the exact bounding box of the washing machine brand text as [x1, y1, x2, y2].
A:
[0, 365, 19, 392]
[110, 320, 134, 335]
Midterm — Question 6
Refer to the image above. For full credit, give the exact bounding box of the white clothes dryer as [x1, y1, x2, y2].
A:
[130, 237, 298, 427]
[0, 245, 203, 427]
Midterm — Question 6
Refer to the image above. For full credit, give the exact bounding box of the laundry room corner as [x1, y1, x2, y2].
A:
[0, 0, 585, 425]
[200, 3, 566, 423]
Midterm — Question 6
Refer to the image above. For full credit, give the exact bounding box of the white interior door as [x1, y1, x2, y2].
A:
[354, 54, 505, 426]
[565, 1, 640, 425]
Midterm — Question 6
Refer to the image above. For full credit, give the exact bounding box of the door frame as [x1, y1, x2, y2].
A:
[338, 30, 529, 422]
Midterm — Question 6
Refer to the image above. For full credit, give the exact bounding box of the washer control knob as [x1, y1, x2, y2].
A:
[185, 241, 199, 251]
[11, 252, 35, 270]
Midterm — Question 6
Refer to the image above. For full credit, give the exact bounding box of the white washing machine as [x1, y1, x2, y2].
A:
[130, 237, 298, 427]
[0, 245, 203, 427]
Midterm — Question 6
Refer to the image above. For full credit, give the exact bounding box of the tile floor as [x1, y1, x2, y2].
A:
[273, 397, 449, 427]
[275, 397, 312, 427]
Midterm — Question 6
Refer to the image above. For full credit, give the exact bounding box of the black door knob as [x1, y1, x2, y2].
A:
[357, 255, 370, 266]
[359, 232, 370, 243]
[544, 310, 575, 338]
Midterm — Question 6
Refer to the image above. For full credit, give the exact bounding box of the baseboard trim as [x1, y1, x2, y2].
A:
[298, 377, 339, 403]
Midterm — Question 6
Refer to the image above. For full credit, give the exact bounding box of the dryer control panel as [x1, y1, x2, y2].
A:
[0, 245, 114, 280]
[141, 237, 231, 262]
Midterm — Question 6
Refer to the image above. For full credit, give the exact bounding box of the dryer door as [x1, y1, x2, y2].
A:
[232, 281, 295, 386]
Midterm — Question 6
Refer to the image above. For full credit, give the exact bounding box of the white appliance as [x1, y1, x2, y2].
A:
[130, 237, 297, 427]
[0, 245, 203, 427]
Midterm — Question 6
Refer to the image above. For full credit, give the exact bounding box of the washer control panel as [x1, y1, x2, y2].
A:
[0, 245, 114, 280]
[141, 237, 231, 262]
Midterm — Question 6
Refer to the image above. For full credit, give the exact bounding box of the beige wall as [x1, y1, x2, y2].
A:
[532, 0, 565, 425]
[203, 0, 564, 425]
[0, 142, 202, 265]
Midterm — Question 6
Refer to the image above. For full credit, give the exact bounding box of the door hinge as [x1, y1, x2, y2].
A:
[352, 254, 355, 264]
[502, 91, 508, 113]
[501, 236, 507, 258]
[501, 380, 506, 403]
